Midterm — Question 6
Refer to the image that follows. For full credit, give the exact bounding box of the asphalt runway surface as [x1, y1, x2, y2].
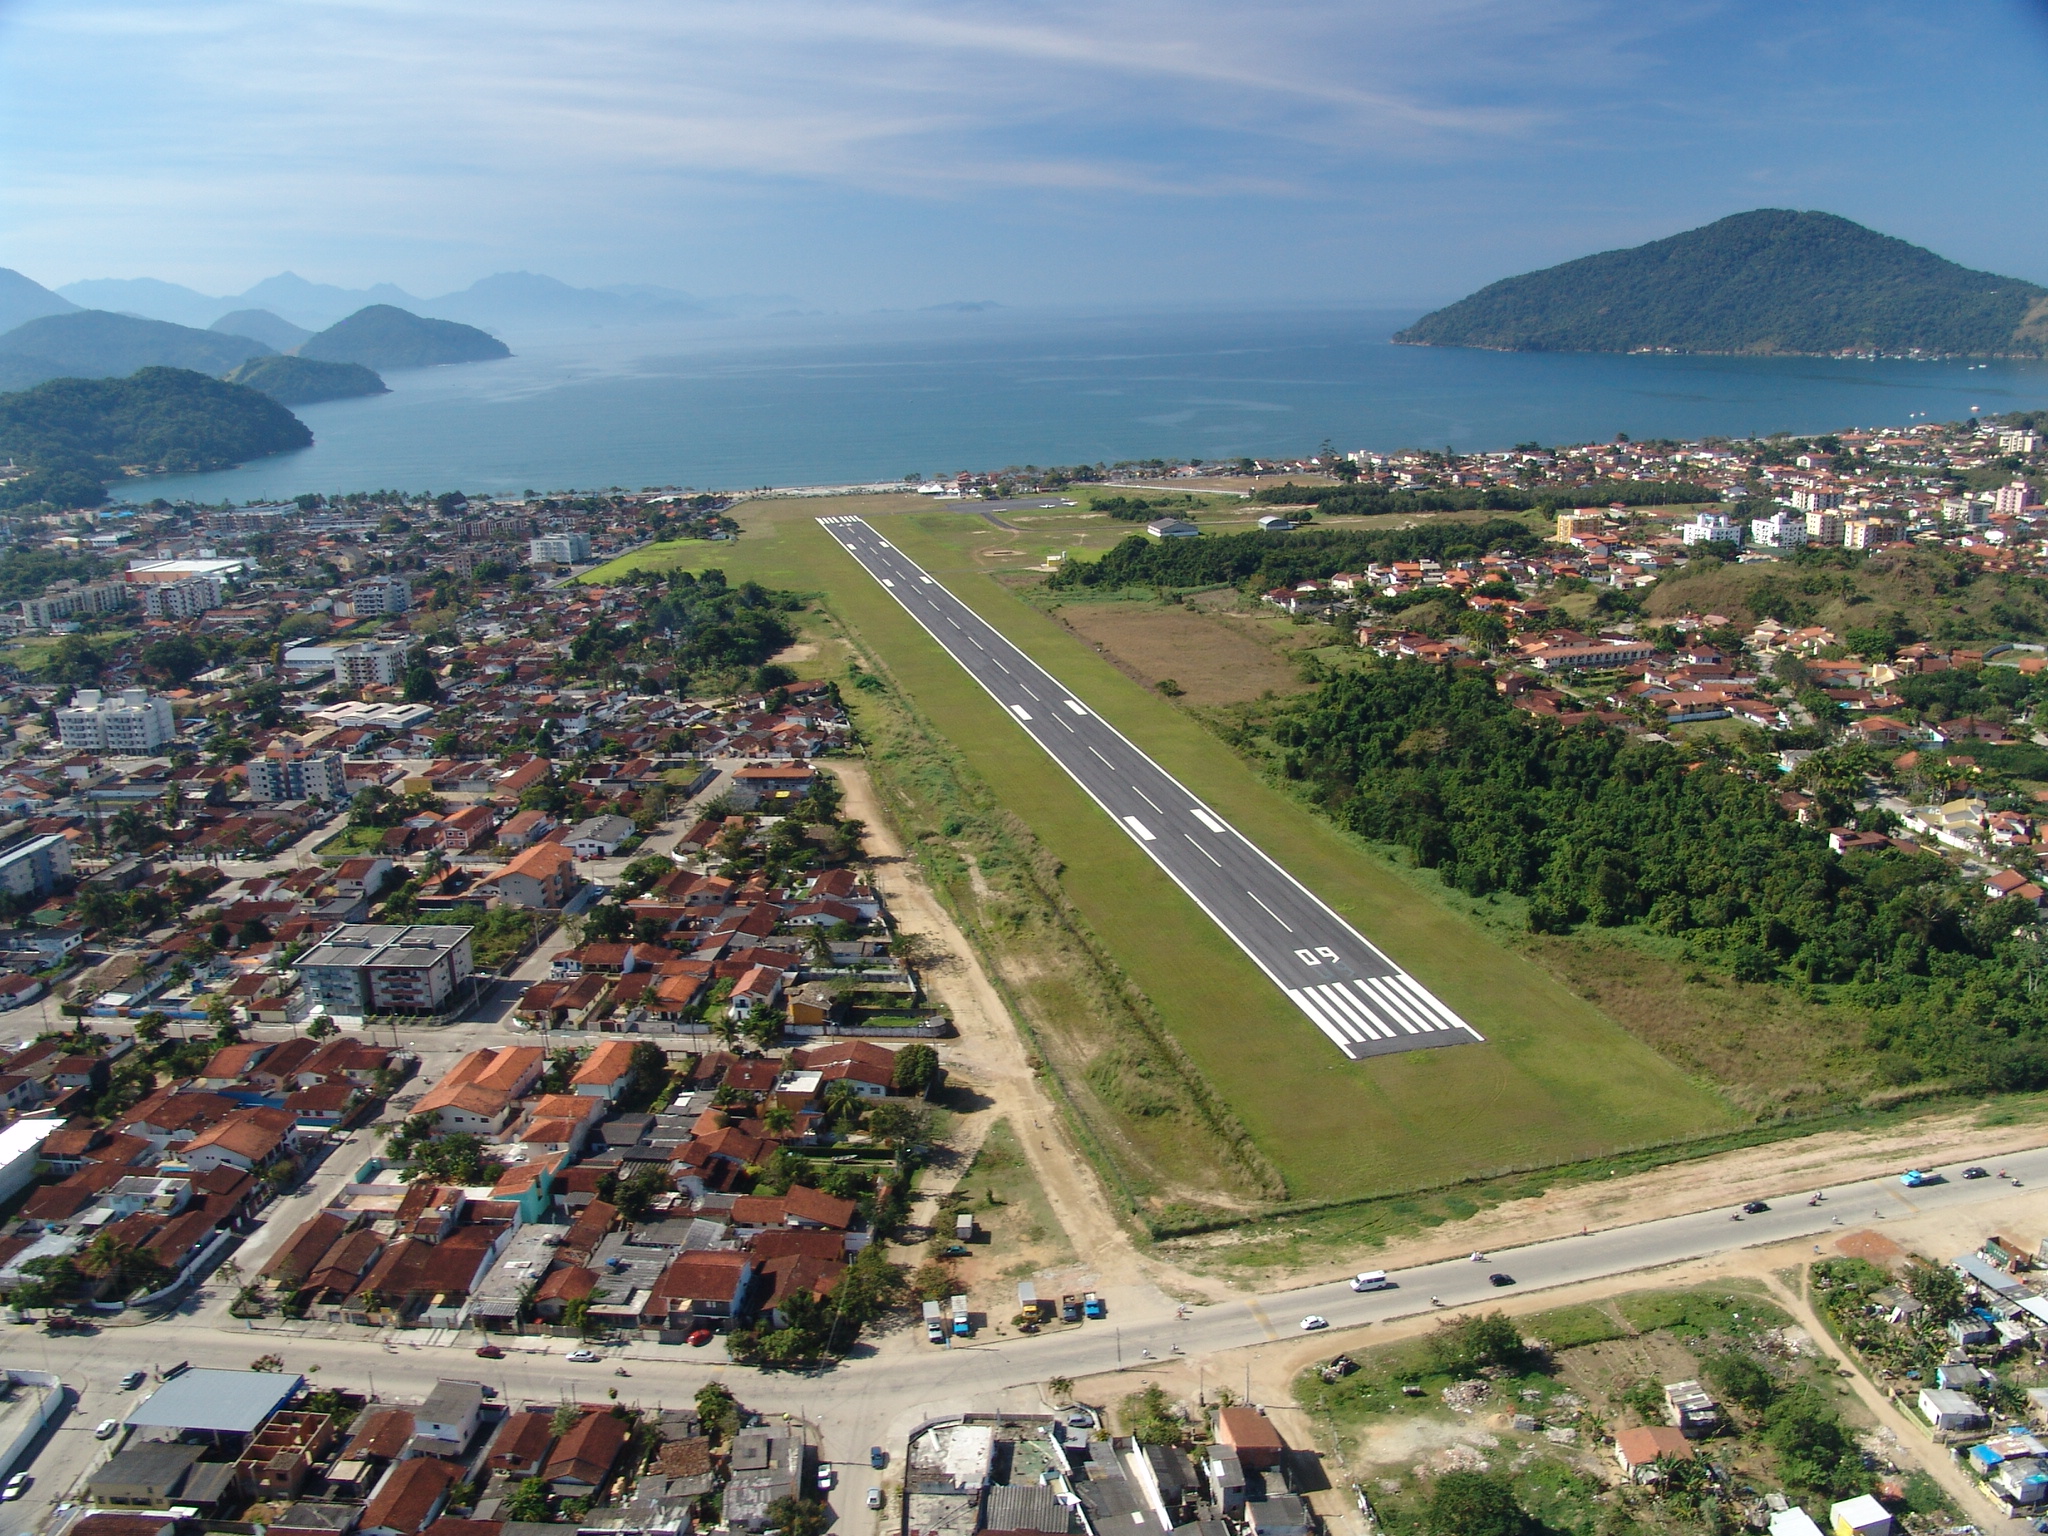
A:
[817, 515, 1481, 1062]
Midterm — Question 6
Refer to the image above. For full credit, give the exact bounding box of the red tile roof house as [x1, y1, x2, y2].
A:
[570, 1039, 640, 1101]
[726, 964, 785, 1023]
[180, 1107, 299, 1174]
[496, 810, 557, 850]
[361, 1456, 460, 1536]
[543, 1411, 628, 1494]
[484, 1410, 555, 1477]
[638, 1251, 754, 1339]
[435, 805, 498, 852]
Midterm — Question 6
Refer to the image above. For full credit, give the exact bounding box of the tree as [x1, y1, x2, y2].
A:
[562, 1296, 594, 1338]
[248, 1353, 285, 1373]
[1424, 1471, 1533, 1536]
[821, 1078, 864, 1130]
[1120, 1384, 1191, 1447]
[695, 1382, 740, 1445]
[307, 1015, 338, 1040]
[1047, 1377, 1074, 1403]
[761, 1102, 796, 1135]
[142, 635, 207, 687]
[1702, 1351, 1776, 1414]
[765, 1497, 828, 1536]
[133, 1011, 168, 1046]
[584, 903, 631, 943]
[864, 1102, 927, 1147]
[502, 1478, 551, 1522]
[1761, 1386, 1864, 1497]
[909, 1261, 957, 1303]
[1903, 1259, 1967, 1324]
[891, 1043, 938, 1096]
[551, 1403, 584, 1437]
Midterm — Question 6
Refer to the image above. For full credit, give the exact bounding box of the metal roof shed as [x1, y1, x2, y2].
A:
[125, 1369, 305, 1434]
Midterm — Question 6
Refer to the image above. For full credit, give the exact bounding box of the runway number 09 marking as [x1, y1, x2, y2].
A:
[1296, 947, 1342, 965]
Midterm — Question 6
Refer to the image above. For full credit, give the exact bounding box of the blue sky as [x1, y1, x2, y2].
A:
[4, 0, 2048, 309]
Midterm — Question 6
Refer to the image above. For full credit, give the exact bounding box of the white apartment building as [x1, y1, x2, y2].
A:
[529, 532, 592, 564]
[1803, 510, 1844, 545]
[246, 741, 348, 803]
[20, 581, 128, 630]
[1679, 512, 1743, 547]
[54, 689, 176, 753]
[333, 641, 411, 689]
[349, 576, 412, 616]
[1789, 487, 1841, 512]
[1844, 517, 1901, 550]
[0, 835, 71, 898]
[1999, 429, 2038, 455]
[141, 575, 225, 621]
[1748, 511, 1809, 551]
[1942, 495, 1991, 526]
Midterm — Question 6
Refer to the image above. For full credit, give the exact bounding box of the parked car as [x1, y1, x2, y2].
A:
[869, 1448, 887, 1469]
[1300, 1315, 1329, 1331]
[1741, 1201, 1769, 1214]
[867, 1489, 884, 1510]
[120, 1371, 145, 1390]
[4, 1473, 30, 1500]
[475, 1344, 505, 1359]
[565, 1348, 599, 1363]
[818, 1467, 835, 1492]
[688, 1329, 714, 1347]
[94, 1419, 119, 1440]
[1488, 1273, 1515, 1287]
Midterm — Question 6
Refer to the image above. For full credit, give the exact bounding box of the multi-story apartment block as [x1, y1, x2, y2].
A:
[21, 581, 128, 630]
[1803, 510, 1844, 545]
[0, 835, 72, 898]
[333, 642, 411, 689]
[529, 533, 592, 564]
[1844, 517, 1902, 550]
[1748, 511, 1808, 550]
[246, 740, 348, 803]
[1679, 512, 1743, 547]
[1999, 429, 2038, 455]
[349, 576, 412, 616]
[295, 924, 475, 1016]
[141, 575, 225, 620]
[1995, 479, 2037, 518]
[55, 688, 176, 753]
[1788, 486, 1841, 513]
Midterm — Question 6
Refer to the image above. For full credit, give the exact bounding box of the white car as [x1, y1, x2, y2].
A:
[3, 1473, 29, 1501]
[867, 1489, 884, 1510]
[94, 1419, 119, 1440]
[817, 1467, 835, 1491]
[564, 1348, 599, 1363]
[1299, 1315, 1329, 1331]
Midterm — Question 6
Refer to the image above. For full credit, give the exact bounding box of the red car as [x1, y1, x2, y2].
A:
[687, 1328, 714, 1347]
[475, 1344, 505, 1359]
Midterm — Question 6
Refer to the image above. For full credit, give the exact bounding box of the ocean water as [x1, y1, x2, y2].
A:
[141, 306, 2048, 501]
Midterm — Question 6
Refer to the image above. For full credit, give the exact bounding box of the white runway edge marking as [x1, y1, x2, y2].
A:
[1184, 834, 1221, 866]
[1010, 705, 1032, 721]
[815, 514, 1483, 1059]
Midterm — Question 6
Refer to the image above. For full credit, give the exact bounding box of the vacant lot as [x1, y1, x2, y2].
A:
[1043, 597, 1312, 705]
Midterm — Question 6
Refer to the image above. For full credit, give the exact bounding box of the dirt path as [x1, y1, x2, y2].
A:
[826, 761, 1154, 1293]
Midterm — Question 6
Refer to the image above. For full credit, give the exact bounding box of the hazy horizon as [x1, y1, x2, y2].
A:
[7, 2, 2048, 313]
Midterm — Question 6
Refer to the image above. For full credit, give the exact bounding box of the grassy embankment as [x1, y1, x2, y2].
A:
[587, 500, 1739, 1233]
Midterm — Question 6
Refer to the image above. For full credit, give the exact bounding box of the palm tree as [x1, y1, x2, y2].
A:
[1047, 1377, 1074, 1404]
[761, 1102, 796, 1136]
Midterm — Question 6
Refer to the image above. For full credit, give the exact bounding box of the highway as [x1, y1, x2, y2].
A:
[816, 515, 1478, 1063]
[8, 1145, 2045, 1536]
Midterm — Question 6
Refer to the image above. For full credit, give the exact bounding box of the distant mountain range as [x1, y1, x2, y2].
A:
[28, 268, 798, 334]
[1395, 210, 2048, 357]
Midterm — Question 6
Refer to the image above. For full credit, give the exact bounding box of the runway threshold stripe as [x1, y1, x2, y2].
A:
[1389, 977, 1457, 1034]
[1401, 978, 1480, 1038]
[1362, 978, 1426, 1034]
[1010, 705, 1032, 721]
[1123, 816, 1156, 841]
[1190, 808, 1227, 834]
[1362, 978, 1436, 1033]
[1287, 988, 1360, 1050]
[1314, 985, 1382, 1041]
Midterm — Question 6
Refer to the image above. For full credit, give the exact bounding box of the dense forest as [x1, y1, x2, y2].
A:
[0, 309, 272, 384]
[224, 354, 387, 405]
[1396, 210, 2048, 357]
[1047, 520, 1542, 593]
[1250, 478, 1719, 515]
[565, 567, 799, 687]
[0, 367, 311, 508]
[299, 305, 510, 370]
[1262, 659, 2048, 1092]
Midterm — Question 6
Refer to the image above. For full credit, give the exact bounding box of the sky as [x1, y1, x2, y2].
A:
[4, 0, 2048, 310]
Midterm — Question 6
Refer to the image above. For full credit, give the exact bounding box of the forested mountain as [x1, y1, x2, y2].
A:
[224, 353, 387, 405]
[1396, 210, 2048, 357]
[210, 308, 312, 351]
[0, 367, 310, 508]
[298, 304, 510, 370]
[0, 310, 273, 384]
[0, 269, 76, 335]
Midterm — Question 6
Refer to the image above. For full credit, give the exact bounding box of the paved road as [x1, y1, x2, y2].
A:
[816, 515, 1477, 1062]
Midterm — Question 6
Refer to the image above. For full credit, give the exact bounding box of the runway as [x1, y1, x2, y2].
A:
[817, 515, 1482, 1062]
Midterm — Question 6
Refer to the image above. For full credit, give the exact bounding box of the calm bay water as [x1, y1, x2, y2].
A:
[143, 306, 2048, 501]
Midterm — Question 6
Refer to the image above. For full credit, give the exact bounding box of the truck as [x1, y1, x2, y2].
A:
[1061, 1293, 1082, 1323]
[1083, 1291, 1105, 1319]
[1017, 1281, 1049, 1322]
[922, 1300, 945, 1344]
[955, 1213, 976, 1244]
[950, 1294, 970, 1337]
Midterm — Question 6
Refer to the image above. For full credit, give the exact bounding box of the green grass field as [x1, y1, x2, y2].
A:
[587, 501, 1741, 1204]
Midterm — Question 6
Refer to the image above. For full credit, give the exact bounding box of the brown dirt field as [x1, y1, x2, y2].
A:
[1834, 1229, 1906, 1265]
[1045, 599, 1310, 705]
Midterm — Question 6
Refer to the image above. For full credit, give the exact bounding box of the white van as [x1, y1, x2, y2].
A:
[1349, 1271, 1391, 1292]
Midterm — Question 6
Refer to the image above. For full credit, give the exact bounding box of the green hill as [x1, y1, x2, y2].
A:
[224, 353, 387, 405]
[209, 308, 312, 352]
[0, 310, 273, 378]
[0, 367, 311, 509]
[1395, 210, 2048, 357]
[298, 304, 509, 370]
